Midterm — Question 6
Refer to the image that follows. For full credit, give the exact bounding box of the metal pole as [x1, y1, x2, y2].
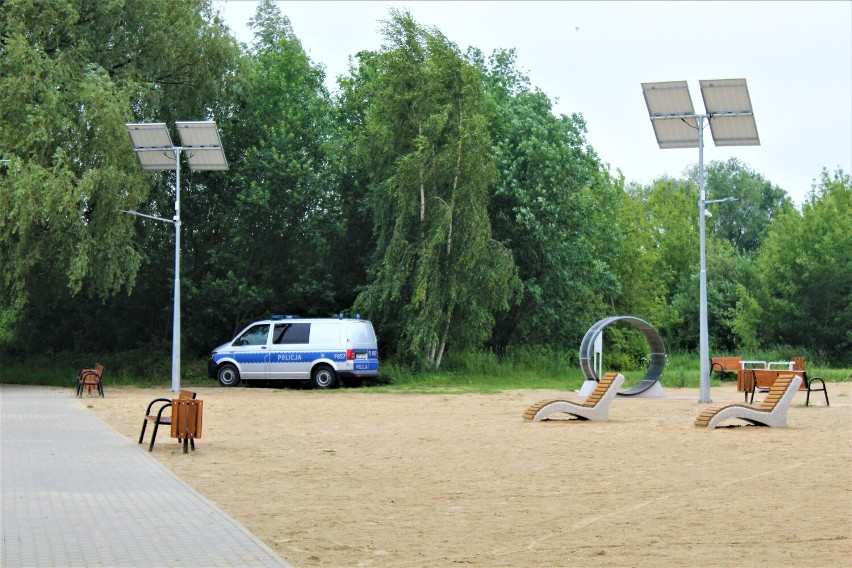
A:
[171, 149, 181, 393]
[697, 115, 711, 403]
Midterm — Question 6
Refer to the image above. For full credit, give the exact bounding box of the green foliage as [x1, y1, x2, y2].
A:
[689, 157, 794, 254]
[349, 11, 518, 369]
[180, 0, 339, 349]
[475, 48, 622, 355]
[0, 0, 240, 353]
[624, 177, 700, 350]
[742, 169, 852, 362]
[7, 346, 845, 392]
[3, 3, 849, 373]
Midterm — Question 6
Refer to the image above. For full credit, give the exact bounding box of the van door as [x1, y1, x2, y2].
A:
[230, 323, 271, 380]
[268, 322, 312, 379]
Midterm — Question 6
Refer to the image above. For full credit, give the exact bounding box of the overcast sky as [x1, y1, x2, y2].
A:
[212, 1, 851, 206]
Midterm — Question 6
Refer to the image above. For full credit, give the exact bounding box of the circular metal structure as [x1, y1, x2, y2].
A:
[579, 316, 666, 396]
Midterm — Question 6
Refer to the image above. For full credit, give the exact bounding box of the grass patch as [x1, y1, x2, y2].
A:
[2, 346, 849, 394]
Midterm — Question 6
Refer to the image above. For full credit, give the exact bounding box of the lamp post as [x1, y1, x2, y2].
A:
[125, 122, 228, 392]
[642, 79, 759, 403]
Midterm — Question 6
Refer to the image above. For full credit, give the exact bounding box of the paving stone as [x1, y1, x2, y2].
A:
[1, 385, 290, 568]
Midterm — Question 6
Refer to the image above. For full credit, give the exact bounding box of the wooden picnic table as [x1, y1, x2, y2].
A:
[737, 368, 807, 393]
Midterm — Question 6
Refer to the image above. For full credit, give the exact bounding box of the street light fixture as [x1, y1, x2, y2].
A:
[125, 121, 228, 392]
[641, 79, 759, 403]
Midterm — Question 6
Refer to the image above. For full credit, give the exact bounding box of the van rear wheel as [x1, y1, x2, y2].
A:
[312, 366, 338, 389]
[217, 363, 241, 387]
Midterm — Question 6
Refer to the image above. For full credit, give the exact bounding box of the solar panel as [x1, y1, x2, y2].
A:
[176, 121, 228, 170]
[642, 81, 700, 148]
[126, 123, 177, 170]
[699, 79, 760, 146]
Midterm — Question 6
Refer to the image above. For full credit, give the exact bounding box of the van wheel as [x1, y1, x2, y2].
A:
[217, 364, 241, 387]
[312, 366, 338, 389]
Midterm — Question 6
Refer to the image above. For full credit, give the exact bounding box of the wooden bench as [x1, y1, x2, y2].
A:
[138, 390, 196, 452]
[710, 357, 742, 381]
[76, 363, 105, 397]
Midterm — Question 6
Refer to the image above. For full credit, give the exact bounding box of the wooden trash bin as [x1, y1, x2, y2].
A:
[170, 398, 203, 453]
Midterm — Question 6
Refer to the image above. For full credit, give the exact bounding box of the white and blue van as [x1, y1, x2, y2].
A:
[208, 316, 380, 388]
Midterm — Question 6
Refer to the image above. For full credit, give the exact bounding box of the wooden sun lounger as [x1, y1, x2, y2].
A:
[694, 374, 802, 429]
[523, 372, 625, 422]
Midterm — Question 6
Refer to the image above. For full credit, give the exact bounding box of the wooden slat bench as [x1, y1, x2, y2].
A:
[710, 357, 742, 381]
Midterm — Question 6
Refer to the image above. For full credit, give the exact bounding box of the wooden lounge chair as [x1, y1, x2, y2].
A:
[523, 372, 625, 422]
[694, 374, 802, 429]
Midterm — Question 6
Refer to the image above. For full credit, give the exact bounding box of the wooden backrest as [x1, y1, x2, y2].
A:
[711, 357, 742, 372]
[583, 372, 619, 407]
[757, 374, 796, 411]
[178, 390, 197, 400]
[791, 357, 805, 371]
[170, 399, 203, 439]
[81, 364, 104, 386]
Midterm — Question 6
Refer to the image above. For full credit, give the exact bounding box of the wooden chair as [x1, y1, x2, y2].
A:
[76, 363, 104, 397]
[171, 398, 203, 453]
[139, 390, 196, 452]
[523, 373, 625, 422]
[792, 357, 829, 407]
[694, 374, 802, 429]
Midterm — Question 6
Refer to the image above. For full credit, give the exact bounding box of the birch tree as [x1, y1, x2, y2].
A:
[351, 11, 518, 368]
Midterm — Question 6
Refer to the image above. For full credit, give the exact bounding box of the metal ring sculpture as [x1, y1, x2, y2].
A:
[579, 316, 666, 396]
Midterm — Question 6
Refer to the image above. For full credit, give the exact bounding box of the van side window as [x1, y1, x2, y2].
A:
[236, 324, 270, 346]
[273, 323, 311, 344]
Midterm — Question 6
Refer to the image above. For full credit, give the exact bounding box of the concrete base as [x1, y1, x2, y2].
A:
[625, 381, 667, 398]
[578, 379, 598, 397]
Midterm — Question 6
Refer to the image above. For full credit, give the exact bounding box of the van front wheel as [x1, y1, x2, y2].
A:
[312, 366, 338, 389]
[217, 364, 241, 387]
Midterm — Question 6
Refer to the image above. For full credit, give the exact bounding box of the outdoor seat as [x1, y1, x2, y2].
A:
[792, 357, 829, 407]
[523, 372, 625, 422]
[694, 374, 801, 429]
[76, 363, 104, 397]
[710, 356, 742, 382]
[170, 398, 203, 453]
[139, 390, 196, 451]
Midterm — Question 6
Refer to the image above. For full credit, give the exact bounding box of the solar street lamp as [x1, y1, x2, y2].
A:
[125, 121, 228, 392]
[642, 79, 759, 403]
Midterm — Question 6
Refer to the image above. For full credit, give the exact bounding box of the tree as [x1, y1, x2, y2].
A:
[689, 158, 793, 254]
[350, 11, 518, 368]
[179, 0, 339, 350]
[0, 0, 239, 351]
[738, 168, 851, 361]
[473, 48, 621, 355]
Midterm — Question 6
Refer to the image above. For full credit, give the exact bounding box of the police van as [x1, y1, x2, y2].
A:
[208, 315, 380, 389]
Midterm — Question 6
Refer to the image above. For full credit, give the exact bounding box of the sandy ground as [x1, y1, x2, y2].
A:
[82, 381, 852, 568]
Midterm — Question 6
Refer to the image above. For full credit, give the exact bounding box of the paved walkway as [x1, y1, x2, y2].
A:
[1, 384, 291, 567]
